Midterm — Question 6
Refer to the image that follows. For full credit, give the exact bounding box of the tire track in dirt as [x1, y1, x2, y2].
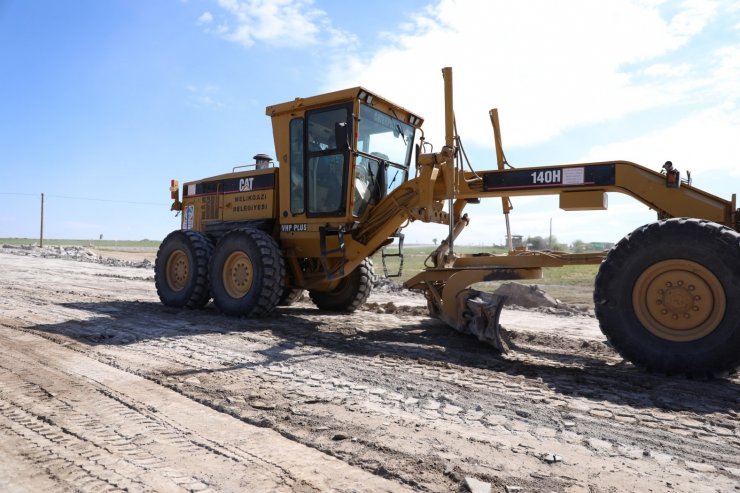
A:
[20, 298, 740, 492]
[2, 252, 739, 492]
[0, 326, 408, 493]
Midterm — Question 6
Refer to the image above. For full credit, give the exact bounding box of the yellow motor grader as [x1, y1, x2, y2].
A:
[157, 67, 740, 376]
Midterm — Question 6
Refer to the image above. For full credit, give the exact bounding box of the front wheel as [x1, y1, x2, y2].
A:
[309, 258, 373, 312]
[594, 218, 740, 376]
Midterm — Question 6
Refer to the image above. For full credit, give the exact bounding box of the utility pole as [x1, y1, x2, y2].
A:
[549, 217, 552, 249]
[40, 193, 44, 247]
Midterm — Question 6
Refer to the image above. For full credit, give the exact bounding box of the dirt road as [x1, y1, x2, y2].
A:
[0, 251, 738, 492]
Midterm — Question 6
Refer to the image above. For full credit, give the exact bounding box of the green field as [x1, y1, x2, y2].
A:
[0, 238, 161, 249]
[2, 238, 599, 304]
[373, 244, 598, 284]
[372, 244, 599, 305]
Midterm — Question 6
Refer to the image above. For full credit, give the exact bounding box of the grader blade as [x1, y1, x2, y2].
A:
[456, 289, 508, 352]
[404, 267, 534, 353]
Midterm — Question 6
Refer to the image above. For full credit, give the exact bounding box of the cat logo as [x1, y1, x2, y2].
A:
[239, 177, 254, 191]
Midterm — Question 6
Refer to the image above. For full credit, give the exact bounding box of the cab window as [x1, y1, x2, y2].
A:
[305, 105, 350, 216]
[289, 118, 304, 214]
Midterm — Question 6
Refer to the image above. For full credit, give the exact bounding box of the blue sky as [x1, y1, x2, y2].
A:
[1, 0, 739, 245]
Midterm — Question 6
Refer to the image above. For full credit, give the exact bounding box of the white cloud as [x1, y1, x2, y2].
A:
[325, 0, 727, 149]
[402, 196, 657, 245]
[208, 0, 355, 49]
[667, 0, 719, 46]
[711, 45, 740, 99]
[185, 84, 226, 109]
[197, 11, 214, 25]
[641, 62, 693, 77]
[319, 0, 739, 245]
[582, 104, 740, 174]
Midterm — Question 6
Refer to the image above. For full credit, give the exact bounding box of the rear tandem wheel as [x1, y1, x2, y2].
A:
[594, 218, 740, 376]
[209, 228, 285, 317]
[154, 230, 213, 309]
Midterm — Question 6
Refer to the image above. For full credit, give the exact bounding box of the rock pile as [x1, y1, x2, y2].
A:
[494, 282, 591, 316]
[1, 244, 153, 269]
[492, 282, 559, 309]
[372, 276, 405, 293]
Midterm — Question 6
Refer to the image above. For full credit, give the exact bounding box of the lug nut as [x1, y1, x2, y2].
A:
[665, 281, 672, 287]
[671, 314, 679, 320]
[688, 285, 695, 291]
[677, 280, 684, 286]
[661, 309, 668, 315]
[692, 306, 700, 311]
[694, 295, 701, 301]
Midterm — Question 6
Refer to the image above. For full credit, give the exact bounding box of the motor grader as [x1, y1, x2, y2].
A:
[157, 67, 740, 377]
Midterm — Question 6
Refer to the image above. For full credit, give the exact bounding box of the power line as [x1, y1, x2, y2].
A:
[0, 192, 168, 207]
[47, 194, 168, 206]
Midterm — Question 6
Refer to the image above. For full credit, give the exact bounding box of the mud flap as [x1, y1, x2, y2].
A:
[455, 289, 508, 352]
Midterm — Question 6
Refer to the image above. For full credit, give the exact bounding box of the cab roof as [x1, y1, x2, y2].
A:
[265, 86, 424, 129]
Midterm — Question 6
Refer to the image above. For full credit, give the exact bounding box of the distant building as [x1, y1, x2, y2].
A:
[588, 242, 615, 251]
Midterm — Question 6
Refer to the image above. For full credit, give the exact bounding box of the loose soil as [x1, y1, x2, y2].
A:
[0, 249, 738, 493]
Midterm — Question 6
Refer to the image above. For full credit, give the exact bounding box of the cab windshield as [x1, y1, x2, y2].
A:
[357, 104, 414, 166]
[353, 104, 415, 216]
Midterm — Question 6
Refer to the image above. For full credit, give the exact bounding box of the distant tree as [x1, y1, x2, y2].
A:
[526, 235, 547, 250]
[432, 238, 438, 246]
[571, 239, 587, 253]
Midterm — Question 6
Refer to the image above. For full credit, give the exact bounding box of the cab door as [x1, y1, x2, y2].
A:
[304, 104, 352, 217]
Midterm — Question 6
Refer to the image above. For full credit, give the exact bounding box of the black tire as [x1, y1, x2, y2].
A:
[594, 218, 740, 376]
[278, 288, 305, 306]
[155, 230, 213, 309]
[309, 258, 373, 312]
[210, 228, 285, 317]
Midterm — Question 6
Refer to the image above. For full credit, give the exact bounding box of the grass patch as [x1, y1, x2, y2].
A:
[373, 245, 599, 286]
[0, 238, 161, 248]
[538, 264, 599, 287]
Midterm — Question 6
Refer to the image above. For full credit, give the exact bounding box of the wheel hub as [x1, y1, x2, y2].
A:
[223, 251, 253, 299]
[633, 259, 725, 341]
[166, 250, 189, 292]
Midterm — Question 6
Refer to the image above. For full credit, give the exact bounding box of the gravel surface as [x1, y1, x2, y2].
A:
[0, 249, 738, 492]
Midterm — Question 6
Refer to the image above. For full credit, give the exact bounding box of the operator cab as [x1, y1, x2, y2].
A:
[267, 87, 423, 228]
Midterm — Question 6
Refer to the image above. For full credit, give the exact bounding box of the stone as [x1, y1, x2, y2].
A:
[420, 399, 441, 410]
[484, 414, 507, 426]
[250, 400, 275, 410]
[464, 477, 492, 493]
[685, 461, 716, 473]
[542, 453, 563, 464]
[442, 404, 463, 415]
[586, 437, 613, 451]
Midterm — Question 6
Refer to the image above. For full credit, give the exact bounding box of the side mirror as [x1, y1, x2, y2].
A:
[335, 122, 350, 150]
